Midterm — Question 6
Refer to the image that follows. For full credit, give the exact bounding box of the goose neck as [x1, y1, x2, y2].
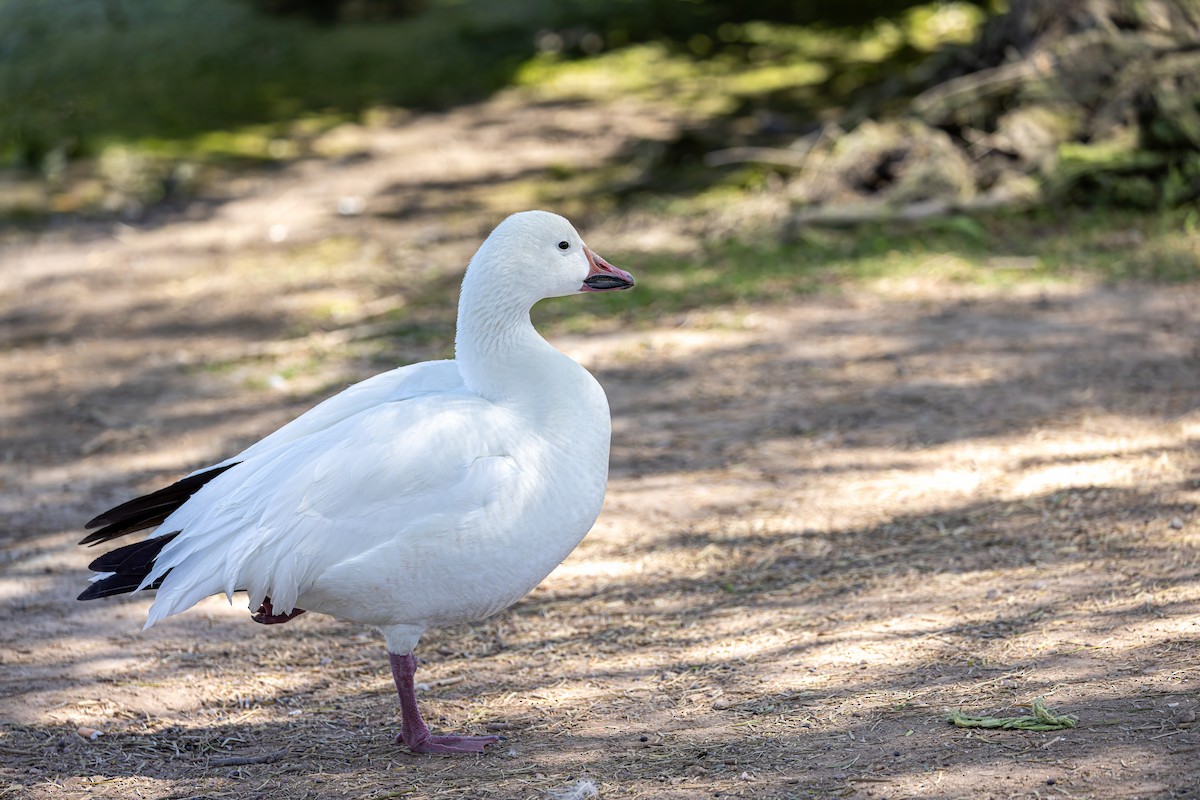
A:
[454, 283, 560, 402]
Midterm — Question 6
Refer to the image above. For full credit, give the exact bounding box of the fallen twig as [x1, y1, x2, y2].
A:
[790, 183, 1037, 229]
[705, 147, 817, 170]
[208, 747, 288, 767]
[706, 124, 836, 170]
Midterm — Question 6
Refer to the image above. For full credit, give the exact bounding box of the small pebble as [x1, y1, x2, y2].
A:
[712, 698, 732, 710]
[1046, 778, 1056, 786]
[336, 196, 366, 216]
[1170, 517, 1185, 530]
[1176, 708, 1197, 724]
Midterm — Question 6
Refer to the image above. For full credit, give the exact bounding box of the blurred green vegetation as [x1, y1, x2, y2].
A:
[0, 0, 985, 166]
[2, 0, 1195, 229]
[0, 0, 527, 164]
[516, 4, 984, 115]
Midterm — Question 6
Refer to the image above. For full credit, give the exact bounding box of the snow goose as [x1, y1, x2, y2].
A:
[78, 210, 634, 754]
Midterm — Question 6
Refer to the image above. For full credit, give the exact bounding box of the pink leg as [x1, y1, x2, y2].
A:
[251, 596, 307, 625]
[389, 652, 499, 755]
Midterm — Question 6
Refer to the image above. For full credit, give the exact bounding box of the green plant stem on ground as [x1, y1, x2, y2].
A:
[949, 697, 1078, 731]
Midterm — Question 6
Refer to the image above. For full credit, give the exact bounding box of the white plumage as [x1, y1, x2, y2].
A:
[80, 210, 634, 754]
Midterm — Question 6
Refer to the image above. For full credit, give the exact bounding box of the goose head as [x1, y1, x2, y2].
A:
[466, 210, 634, 305]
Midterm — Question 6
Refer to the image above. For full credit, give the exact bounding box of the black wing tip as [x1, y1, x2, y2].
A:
[79, 464, 235, 601]
[81, 463, 239, 547]
[87, 531, 179, 574]
[78, 572, 168, 601]
[77, 583, 107, 601]
[80, 528, 115, 546]
[79, 518, 159, 547]
[77, 576, 134, 601]
[83, 513, 114, 532]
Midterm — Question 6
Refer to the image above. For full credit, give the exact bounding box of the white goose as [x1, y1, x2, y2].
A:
[79, 210, 634, 754]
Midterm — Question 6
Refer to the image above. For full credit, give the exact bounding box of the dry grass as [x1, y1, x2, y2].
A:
[2, 89, 1199, 800]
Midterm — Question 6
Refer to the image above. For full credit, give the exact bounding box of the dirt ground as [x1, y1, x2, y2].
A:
[2, 91, 1199, 800]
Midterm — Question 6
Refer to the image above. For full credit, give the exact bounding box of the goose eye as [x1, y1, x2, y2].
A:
[557, 241, 570, 251]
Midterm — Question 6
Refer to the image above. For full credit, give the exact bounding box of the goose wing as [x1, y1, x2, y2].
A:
[138, 390, 522, 626]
